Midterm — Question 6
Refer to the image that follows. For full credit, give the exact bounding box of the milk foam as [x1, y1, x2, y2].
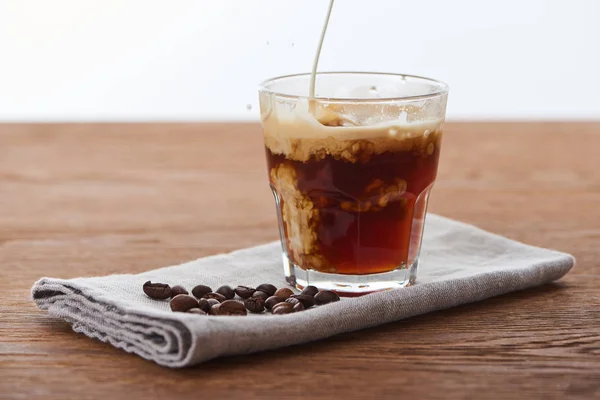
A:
[262, 101, 444, 163]
[262, 100, 443, 142]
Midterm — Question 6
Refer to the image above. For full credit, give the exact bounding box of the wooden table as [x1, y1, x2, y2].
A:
[1, 122, 599, 399]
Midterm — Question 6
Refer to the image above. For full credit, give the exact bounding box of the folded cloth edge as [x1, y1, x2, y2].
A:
[31, 248, 574, 367]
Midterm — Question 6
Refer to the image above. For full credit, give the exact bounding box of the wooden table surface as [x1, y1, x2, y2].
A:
[1, 122, 599, 399]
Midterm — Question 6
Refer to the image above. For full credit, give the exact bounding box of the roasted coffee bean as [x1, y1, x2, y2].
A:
[206, 298, 220, 308]
[274, 287, 294, 300]
[215, 285, 235, 300]
[252, 290, 270, 301]
[293, 302, 305, 312]
[300, 285, 319, 297]
[191, 284, 212, 299]
[197, 298, 211, 313]
[271, 301, 288, 310]
[291, 294, 316, 309]
[244, 297, 265, 313]
[272, 301, 291, 311]
[143, 281, 172, 300]
[171, 285, 189, 296]
[202, 292, 227, 303]
[218, 300, 247, 316]
[265, 296, 283, 311]
[272, 302, 294, 315]
[314, 290, 340, 305]
[187, 308, 207, 315]
[209, 303, 220, 315]
[234, 285, 256, 299]
[285, 297, 301, 306]
[169, 294, 199, 312]
[256, 283, 277, 297]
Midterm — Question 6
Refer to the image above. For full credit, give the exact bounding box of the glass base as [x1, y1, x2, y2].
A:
[282, 254, 417, 296]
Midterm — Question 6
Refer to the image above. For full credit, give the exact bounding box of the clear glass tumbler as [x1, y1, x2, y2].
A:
[259, 72, 449, 294]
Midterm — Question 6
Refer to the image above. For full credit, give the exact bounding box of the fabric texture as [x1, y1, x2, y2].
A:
[31, 214, 574, 368]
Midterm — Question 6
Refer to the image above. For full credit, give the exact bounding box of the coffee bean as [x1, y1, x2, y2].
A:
[314, 290, 340, 305]
[143, 281, 172, 300]
[293, 302, 305, 312]
[256, 283, 277, 297]
[202, 292, 227, 303]
[187, 308, 207, 315]
[291, 294, 316, 309]
[171, 285, 189, 296]
[169, 294, 199, 312]
[234, 285, 256, 299]
[272, 302, 294, 315]
[197, 298, 211, 313]
[191, 284, 212, 299]
[209, 303, 220, 315]
[285, 297, 301, 306]
[300, 285, 319, 297]
[215, 285, 235, 300]
[272, 301, 291, 311]
[252, 290, 269, 301]
[265, 296, 283, 311]
[271, 299, 294, 311]
[274, 287, 294, 300]
[244, 297, 265, 313]
[206, 298, 220, 308]
[218, 300, 247, 316]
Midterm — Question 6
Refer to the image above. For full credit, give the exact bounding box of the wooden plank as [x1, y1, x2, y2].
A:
[0, 122, 599, 399]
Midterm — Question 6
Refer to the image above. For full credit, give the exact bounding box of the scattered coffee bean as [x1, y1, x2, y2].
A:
[274, 287, 294, 300]
[271, 301, 289, 311]
[314, 290, 340, 305]
[216, 285, 235, 300]
[218, 300, 247, 316]
[234, 285, 256, 299]
[143, 281, 172, 300]
[256, 283, 277, 297]
[206, 298, 220, 308]
[197, 298, 211, 313]
[191, 284, 212, 299]
[171, 285, 189, 296]
[265, 296, 283, 311]
[244, 297, 265, 313]
[285, 297, 301, 306]
[252, 290, 270, 301]
[169, 294, 199, 312]
[272, 302, 294, 315]
[158, 281, 339, 316]
[209, 303, 220, 315]
[202, 292, 227, 303]
[291, 294, 316, 309]
[300, 285, 319, 297]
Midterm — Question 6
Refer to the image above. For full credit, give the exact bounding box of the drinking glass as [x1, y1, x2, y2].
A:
[259, 72, 449, 294]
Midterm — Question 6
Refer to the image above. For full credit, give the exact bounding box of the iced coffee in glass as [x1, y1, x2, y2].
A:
[259, 72, 449, 294]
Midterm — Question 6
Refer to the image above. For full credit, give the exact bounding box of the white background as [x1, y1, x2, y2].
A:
[0, 0, 598, 121]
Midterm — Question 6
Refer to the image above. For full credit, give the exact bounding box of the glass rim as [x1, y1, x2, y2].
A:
[258, 71, 449, 103]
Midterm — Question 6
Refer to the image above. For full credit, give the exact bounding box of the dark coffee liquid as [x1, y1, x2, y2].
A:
[266, 134, 441, 275]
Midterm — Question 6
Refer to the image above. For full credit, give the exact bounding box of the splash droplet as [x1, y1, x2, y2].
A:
[246, 104, 253, 111]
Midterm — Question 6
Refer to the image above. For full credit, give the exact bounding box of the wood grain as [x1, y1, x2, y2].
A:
[0, 122, 599, 400]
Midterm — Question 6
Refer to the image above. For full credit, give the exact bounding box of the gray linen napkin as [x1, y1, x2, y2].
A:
[31, 214, 574, 368]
